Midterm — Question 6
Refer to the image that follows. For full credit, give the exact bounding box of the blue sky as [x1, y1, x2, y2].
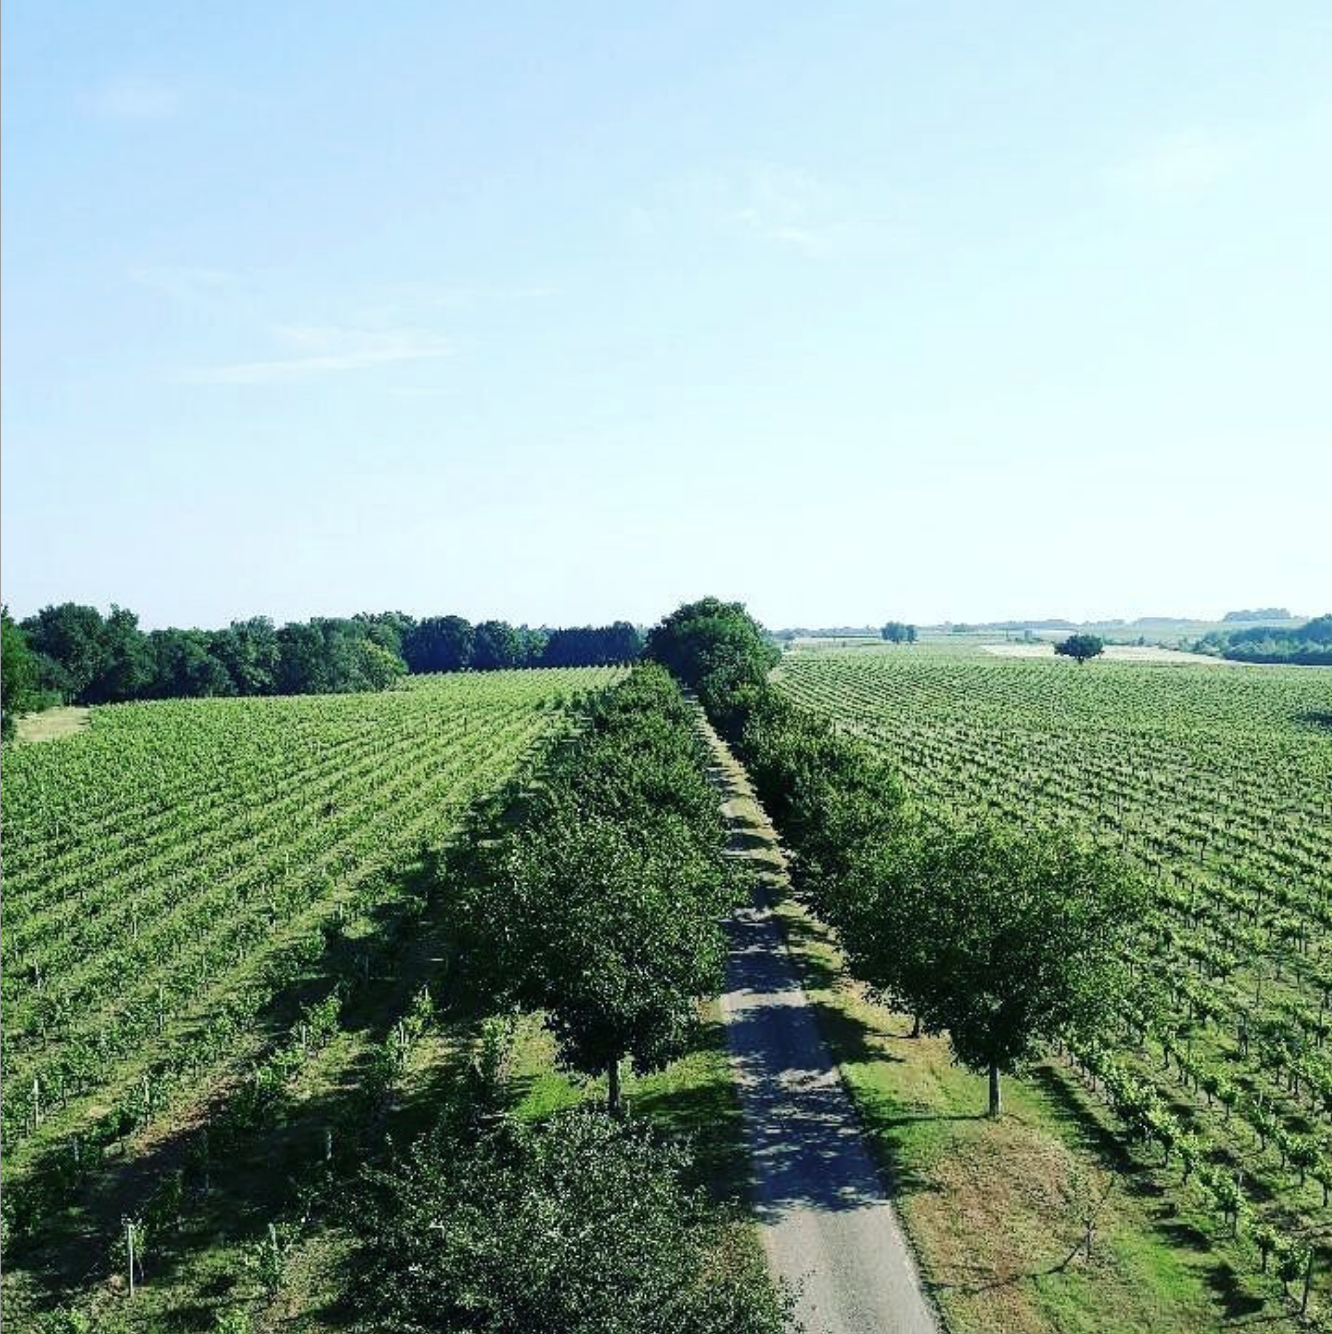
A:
[3, 2, 1330, 630]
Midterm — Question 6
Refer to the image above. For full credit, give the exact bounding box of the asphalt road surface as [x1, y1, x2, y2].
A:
[706, 721, 939, 1334]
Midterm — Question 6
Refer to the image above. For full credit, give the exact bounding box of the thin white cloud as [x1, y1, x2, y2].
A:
[176, 325, 452, 385]
[1108, 128, 1239, 197]
[88, 77, 179, 121]
[650, 163, 912, 255]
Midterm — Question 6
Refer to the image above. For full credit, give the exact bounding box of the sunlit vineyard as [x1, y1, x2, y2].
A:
[779, 644, 1332, 1291]
[0, 668, 620, 1252]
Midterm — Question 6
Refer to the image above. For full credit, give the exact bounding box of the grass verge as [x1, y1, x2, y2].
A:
[772, 892, 1305, 1334]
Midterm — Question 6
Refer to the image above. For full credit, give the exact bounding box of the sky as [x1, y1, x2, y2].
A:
[3, 2, 1330, 631]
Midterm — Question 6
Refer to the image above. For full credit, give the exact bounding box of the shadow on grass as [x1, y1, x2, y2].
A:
[1029, 1064, 1285, 1325]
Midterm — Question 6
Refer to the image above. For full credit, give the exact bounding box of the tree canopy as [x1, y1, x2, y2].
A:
[357, 1108, 790, 1334]
[2, 608, 45, 740]
[9, 603, 645, 716]
[644, 598, 779, 737]
[1055, 633, 1105, 664]
[839, 821, 1145, 1115]
[455, 665, 734, 1111]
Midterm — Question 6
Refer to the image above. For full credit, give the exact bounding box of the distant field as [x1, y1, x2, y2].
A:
[777, 646, 1332, 1322]
[980, 642, 1231, 665]
[0, 668, 623, 1326]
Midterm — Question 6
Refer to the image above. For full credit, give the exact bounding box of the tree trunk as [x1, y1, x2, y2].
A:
[607, 1057, 622, 1116]
[910, 1014, 922, 1039]
[988, 1061, 1003, 1118]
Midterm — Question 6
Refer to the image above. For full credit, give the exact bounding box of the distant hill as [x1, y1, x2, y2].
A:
[1222, 607, 1292, 622]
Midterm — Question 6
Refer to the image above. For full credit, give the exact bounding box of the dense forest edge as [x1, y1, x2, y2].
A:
[0, 605, 643, 738]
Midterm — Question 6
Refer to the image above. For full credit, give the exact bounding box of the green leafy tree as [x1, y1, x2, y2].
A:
[739, 688, 908, 914]
[644, 598, 778, 737]
[1054, 633, 1104, 664]
[275, 622, 331, 694]
[213, 617, 281, 695]
[356, 1108, 792, 1334]
[352, 609, 416, 658]
[21, 603, 109, 700]
[356, 639, 407, 690]
[456, 666, 732, 1113]
[539, 621, 643, 666]
[402, 614, 474, 673]
[146, 629, 234, 698]
[842, 821, 1145, 1116]
[486, 811, 730, 1111]
[2, 607, 42, 739]
[89, 606, 153, 702]
[472, 618, 522, 670]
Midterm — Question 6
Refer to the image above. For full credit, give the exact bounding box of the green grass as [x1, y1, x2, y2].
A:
[506, 1002, 751, 1205]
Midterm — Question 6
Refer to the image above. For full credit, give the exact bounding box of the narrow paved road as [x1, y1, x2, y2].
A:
[705, 720, 938, 1334]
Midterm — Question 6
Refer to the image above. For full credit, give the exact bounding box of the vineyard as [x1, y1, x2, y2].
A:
[0, 668, 622, 1325]
[777, 643, 1332, 1309]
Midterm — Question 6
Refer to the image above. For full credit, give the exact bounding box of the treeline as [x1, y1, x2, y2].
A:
[399, 616, 641, 673]
[1, 603, 644, 727]
[358, 664, 790, 1332]
[1223, 607, 1292, 623]
[645, 597, 1143, 1117]
[1196, 614, 1332, 666]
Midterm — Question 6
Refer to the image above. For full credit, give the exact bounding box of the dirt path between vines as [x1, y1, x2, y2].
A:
[703, 719, 938, 1334]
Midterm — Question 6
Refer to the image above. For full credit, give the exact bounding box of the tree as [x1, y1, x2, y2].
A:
[356, 1108, 792, 1334]
[840, 821, 1144, 1116]
[146, 629, 234, 698]
[739, 688, 909, 915]
[21, 603, 109, 701]
[540, 622, 644, 667]
[353, 609, 416, 659]
[18, 602, 154, 703]
[88, 606, 154, 702]
[484, 811, 729, 1112]
[472, 619, 522, 670]
[2, 608, 42, 740]
[455, 666, 733, 1114]
[644, 598, 778, 737]
[881, 621, 917, 644]
[213, 617, 281, 695]
[356, 639, 407, 690]
[275, 622, 330, 694]
[402, 615, 474, 673]
[1055, 633, 1104, 665]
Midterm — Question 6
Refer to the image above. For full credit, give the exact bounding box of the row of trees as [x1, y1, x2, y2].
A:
[454, 664, 735, 1112]
[398, 616, 641, 674]
[357, 664, 791, 1331]
[880, 621, 918, 643]
[646, 598, 1144, 1117]
[10, 605, 406, 711]
[1, 604, 646, 722]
